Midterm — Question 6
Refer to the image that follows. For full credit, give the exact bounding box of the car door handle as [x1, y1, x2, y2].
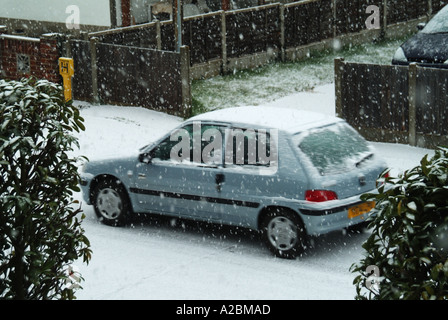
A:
[215, 173, 225, 184]
[138, 173, 146, 179]
[215, 173, 225, 192]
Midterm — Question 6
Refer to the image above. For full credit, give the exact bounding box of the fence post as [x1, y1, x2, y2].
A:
[408, 63, 417, 146]
[280, 4, 285, 62]
[332, 0, 337, 38]
[382, 0, 387, 38]
[63, 35, 72, 58]
[334, 57, 344, 118]
[90, 37, 100, 105]
[180, 45, 192, 118]
[0, 26, 6, 78]
[221, 10, 228, 74]
[155, 20, 162, 50]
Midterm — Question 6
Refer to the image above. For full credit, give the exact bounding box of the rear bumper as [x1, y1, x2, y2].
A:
[301, 204, 372, 236]
[297, 194, 375, 236]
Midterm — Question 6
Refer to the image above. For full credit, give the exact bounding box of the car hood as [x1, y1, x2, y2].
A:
[402, 32, 448, 63]
[82, 154, 139, 176]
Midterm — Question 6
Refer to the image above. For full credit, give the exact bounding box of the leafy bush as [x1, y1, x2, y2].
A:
[0, 78, 91, 299]
[351, 146, 448, 300]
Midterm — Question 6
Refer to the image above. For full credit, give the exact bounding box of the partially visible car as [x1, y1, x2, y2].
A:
[79, 106, 388, 259]
[392, 4, 448, 68]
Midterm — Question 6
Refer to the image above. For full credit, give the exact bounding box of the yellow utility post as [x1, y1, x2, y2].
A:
[59, 57, 74, 102]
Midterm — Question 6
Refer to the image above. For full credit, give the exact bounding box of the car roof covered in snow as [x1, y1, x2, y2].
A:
[188, 106, 342, 133]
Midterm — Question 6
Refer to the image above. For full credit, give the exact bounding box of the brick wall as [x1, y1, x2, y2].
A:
[0, 32, 61, 83]
[38, 37, 60, 83]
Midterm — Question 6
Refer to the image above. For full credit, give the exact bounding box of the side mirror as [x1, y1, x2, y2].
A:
[417, 22, 426, 31]
[138, 152, 152, 164]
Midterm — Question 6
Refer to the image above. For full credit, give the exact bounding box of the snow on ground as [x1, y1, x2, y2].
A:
[71, 84, 433, 300]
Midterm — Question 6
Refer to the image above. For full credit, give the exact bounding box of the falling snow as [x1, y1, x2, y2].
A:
[71, 84, 433, 299]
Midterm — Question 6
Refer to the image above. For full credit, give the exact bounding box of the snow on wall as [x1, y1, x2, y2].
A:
[0, 0, 111, 27]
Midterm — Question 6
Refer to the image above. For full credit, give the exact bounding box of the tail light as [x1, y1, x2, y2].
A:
[305, 190, 338, 202]
[376, 170, 390, 187]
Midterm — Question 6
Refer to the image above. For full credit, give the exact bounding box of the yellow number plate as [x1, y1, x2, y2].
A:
[348, 201, 375, 219]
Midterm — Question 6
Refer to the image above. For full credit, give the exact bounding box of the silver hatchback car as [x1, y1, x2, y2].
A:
[79, 106, 387, 258]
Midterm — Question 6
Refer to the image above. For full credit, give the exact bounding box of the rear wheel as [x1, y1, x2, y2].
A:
[92, 178, 131, 226]
[262, 209, 306, 259]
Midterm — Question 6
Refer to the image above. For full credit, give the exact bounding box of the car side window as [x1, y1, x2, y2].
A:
[151, 123, 225, 165]
[225, 127, 272, 166]
[150, 136, 178, 161]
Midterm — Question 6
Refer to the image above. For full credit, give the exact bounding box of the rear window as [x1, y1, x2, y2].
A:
[294, 122, 372, 175]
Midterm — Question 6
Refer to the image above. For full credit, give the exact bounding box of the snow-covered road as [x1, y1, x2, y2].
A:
[72, 85, 433, 300]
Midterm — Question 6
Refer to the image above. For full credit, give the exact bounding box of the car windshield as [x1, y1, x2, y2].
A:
[295, 122, 372, 176]
[422, 6, 448, 34]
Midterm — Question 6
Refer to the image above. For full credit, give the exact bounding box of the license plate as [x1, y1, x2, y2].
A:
[348, 201, 375, 219]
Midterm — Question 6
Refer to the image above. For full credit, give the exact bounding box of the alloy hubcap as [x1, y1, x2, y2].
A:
[96, 188, 123, 220]
[267, 216, 298, 251]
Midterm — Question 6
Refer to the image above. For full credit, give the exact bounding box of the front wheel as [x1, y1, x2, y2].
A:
[92, 178, 131, 226]
[262, 209, 306, 259]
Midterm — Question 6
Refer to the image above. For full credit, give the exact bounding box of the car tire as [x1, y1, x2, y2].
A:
[261, 209, 306, 259]
[92, 178, 131, 227]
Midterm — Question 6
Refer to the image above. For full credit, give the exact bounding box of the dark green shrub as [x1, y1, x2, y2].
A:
[352, 147, 448, 300]
[0, 78, 91, 300]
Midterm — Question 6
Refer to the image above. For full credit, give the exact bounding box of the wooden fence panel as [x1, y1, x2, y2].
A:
[95, 43, 182, 113]
[338, 61, 410, 132]
[387, 0, 408, 24]
[416, 68, 448, 136]
[225, 5, 281, 58]
[319, 0, 334, 39]
[71, 40, 93, 101]
[284, 0, 332, 48]
[70, 40, 187, 116]
[161, 23, 176, 52]
[433, 0, 448, 12]
[336, 59, 448, 147]
[183, 13, 222, 65]
[414, 0, 430, 18]
[387, 65, 409, 132]
[335, 0, 361, 35]
[336, 0, 384, 36]
[387, 0, 429, 25]
[85, 0, 447, 76]
[284, 1, 320, 47]
[96, 25, 159, 49]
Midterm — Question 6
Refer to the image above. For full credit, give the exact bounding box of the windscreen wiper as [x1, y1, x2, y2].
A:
[356, 153, 373, 168]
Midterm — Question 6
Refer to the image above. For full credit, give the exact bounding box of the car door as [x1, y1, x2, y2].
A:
[217, 126, 279, 227]
[131, 122, 227, 222]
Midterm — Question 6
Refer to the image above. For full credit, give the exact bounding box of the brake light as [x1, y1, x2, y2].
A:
[305, 190, 338, 202]
[376, 170, 390, 187]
